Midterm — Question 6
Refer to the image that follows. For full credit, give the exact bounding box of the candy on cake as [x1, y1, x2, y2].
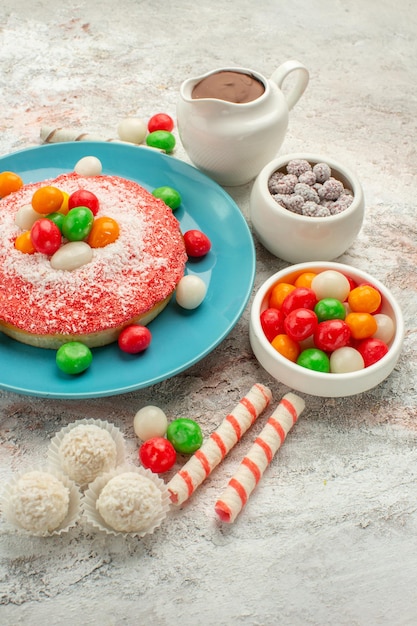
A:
[82, 466, 171, 536]
[48, 419, 126, 486]
[2, 469, 81, 536]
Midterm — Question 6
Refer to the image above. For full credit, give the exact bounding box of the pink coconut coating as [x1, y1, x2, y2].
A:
[0, 173, 187, 337]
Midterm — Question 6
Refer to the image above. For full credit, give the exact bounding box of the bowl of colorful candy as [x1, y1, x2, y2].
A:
[250, 153, 365, 262]
[249, 262, 404, 397]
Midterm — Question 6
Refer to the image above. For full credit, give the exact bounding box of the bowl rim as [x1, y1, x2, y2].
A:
[252, 152, 364, 224]
[250, 261, 405, 383]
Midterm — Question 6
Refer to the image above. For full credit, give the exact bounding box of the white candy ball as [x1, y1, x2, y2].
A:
[373, 313, 395, 344]
[15, 204, 42, 230]
[50, 241, 93, 271]
[311, 270, 351, 301]
[117, 117, 147, 144]
[176, 275, 207, 309]
[133, 405, 168, 441]
[74, 156, 102, 176]
[330, 347, 365, 373]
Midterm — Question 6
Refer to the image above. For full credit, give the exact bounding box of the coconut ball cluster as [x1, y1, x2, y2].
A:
[268, 159, 354, 217]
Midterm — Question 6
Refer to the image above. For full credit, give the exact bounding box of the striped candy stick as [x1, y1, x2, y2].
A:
[214, 392, 305, 523]
[167, 383, 272, 505]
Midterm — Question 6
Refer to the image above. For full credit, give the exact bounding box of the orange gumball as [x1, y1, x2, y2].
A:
[31, 186, 64, 215]
[294, 272, 317, 289]
[271, 333, 300, 362]
[0, 171, 23, 198]
[345, 312, 378, 339]
[87, 216, 120, 248]
[347, 284, 381, 313]
[269, 282, 296, 309]
[14, 230, 36, 254]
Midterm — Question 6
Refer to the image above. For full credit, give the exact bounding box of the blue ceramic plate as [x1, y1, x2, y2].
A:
[0, 142, 255, 398]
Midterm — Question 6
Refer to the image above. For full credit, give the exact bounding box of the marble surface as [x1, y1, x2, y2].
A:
[1, 1, 417, 624]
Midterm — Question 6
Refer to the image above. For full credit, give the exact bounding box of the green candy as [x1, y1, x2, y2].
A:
[297, 348, 330, 373]
[314, 298, 346, 322]
[56, 341, 93, 375]
[166, 418, 203, 454]
[62, 206, 94, 241]
[152, 186, 181, 210]
[146, 130, 176, 153]
[46, 212, 65, 232]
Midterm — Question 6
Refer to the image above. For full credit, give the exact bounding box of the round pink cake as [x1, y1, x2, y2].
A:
[0, 173, 187, 348]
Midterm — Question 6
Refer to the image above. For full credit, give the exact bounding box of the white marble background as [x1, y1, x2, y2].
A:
[1, 1, 417, 624]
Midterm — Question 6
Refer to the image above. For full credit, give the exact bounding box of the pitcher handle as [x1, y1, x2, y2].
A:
[270, 60, 309, 111]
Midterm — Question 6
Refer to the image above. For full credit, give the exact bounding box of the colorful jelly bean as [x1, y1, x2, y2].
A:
[284, 308, 318, 342]
[297, 348, 330, 372]
[87, 216, 120, 248]
[0, 171, 23, 197]
[74, 156, 102, 176]
[271, 334, 300, 362]
[166, 418, 203, 454]
[31, 186, 64, 215]
[30, 218, 62, 255]
[281, 287, 317, 316]
[46, 212, 65, 232]
[357, 338, 389, 367]
[56, 341, 93, 375]
[133, 406, 168, 441]
[183, 230, 211, 257]
[311, 270, 351, 301]
[50, 241, 93, 271]
[118, 325, 152, 354]
[152, 186, 181, 210]
[14, 230, 36, 254]
[148, 113, 174, 133]
[146, 130, 176, 153]
[176, 275, 206, 309]
[68, 189, 100, 215]
[62, 207, 94, 241]
[15, 204, 41, 230]
[269, 282, 296, 309]
[260, 308, 285, 342]
[348, 284, 382, 313]
[314, 297, 346, 322]
[330, 346, 365, 373]
[139, 437, 177, 473]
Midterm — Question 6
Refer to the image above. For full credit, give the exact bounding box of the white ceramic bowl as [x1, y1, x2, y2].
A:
[249, 262, 405, 397]
[250, 153, 365, 262]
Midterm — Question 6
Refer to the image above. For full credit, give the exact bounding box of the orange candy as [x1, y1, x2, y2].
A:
[269, 282, 296, 309]
[87, 216, 120, 248]
[0, 171, 23, 198]
[31, 186, 64, 215]
[345, 312, 377, 339]
[14, 230, 36, 254]
[347, 284, 381, 313]
[271, 334, 300, 362]
[294, 272, 317, 289]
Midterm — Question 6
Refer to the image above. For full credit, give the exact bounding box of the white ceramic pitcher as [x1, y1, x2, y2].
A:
[176, 60, 309, 186]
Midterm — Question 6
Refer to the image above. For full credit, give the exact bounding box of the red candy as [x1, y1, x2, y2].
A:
[260, 308, 285, 342]
[148, 113, 174, 133]
[357, 338, 389, 367]
[118, 325, 152, 354]
[183, 229, 211, 257]
[30, 218, 62, 255]
[68, 189, 100, 216]
[281, 287, 317, 316]
[314, 319, 351, 352]
[284, 308, 318, 342]
[139, 437, 176, 473]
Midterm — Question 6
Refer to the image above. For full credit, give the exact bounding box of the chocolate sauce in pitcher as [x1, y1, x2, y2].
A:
[191, 71, 265, 103]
